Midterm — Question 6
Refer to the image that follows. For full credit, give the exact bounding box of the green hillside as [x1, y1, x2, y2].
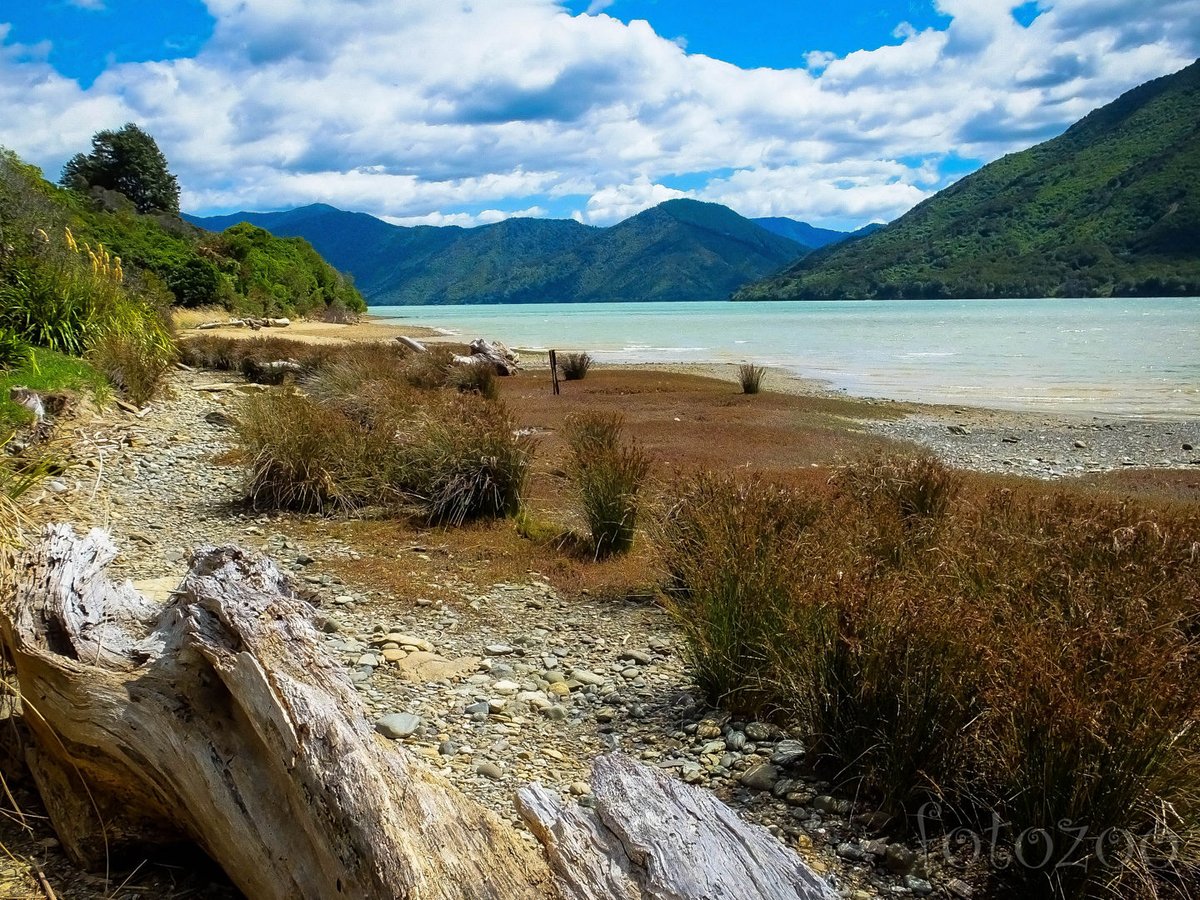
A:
[737, 59, 1200, 300]
[189, 199, 807, 304]
[1, 151, 364, 318]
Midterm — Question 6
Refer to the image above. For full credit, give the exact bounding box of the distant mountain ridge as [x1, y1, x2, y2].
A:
[736, 59, 1200, 300]
[186, 200, 861, 304]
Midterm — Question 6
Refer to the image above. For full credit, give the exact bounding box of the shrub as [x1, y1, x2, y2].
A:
[402, 346, 455, 389]
[564, 413, 651, 558]
[0, 329, 30, 371]
[659, 458, 1200, 898]
[398, 395, 534, 525]
[237, 391, 382, 513]
[559, 352, 592, 381]
[236, 378, 533, 526]
[737, 362, 766, 394]
[448, 361, 498, 400]
[659, 472, 822, 714]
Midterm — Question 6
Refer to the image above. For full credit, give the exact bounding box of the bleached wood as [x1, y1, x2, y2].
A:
[2, 526, 838, 900]
[517, 754, 839, 900]
[2, 525, 558, 900]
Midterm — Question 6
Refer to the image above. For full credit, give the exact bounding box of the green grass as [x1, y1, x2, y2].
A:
[0, 348, 110, 430]
[564, 412, 651, 558]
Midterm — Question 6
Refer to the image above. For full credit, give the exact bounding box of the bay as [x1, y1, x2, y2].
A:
[372, 298, 1200, 418]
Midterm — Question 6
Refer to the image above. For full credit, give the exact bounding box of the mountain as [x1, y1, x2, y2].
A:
[753, 217, 852, 248]
[187, 199, 807, 304]
[736, 60, 1200, 301]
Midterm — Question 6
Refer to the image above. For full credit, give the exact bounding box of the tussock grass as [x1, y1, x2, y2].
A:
[737, 362, 767, 394]
[236, 349, 533, 524]
[564, 413, 651, 558]
[559, 352, 592, 381]
[659, 455, 1200, 898]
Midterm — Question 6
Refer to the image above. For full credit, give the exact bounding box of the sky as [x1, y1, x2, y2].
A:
[1, 1, 1198, 231]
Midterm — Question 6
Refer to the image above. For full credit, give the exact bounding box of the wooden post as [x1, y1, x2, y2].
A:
[549, 349, 560, 395]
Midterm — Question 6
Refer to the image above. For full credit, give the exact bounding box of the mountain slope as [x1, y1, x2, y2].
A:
[753, 217, 850, 248]
[737, 60, 1200, 300]
[188, 199, 806, 304]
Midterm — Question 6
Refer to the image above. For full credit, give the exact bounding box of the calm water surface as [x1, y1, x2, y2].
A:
[372, 298, 1200, 418]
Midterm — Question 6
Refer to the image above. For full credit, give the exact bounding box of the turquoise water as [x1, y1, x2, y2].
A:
[372, 298, 1200, 418]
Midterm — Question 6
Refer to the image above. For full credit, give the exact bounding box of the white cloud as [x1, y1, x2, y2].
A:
[1, 0, 1197, 228]
[67, 0, 106, 9]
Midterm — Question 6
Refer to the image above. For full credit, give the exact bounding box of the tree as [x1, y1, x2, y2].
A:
[61, 123, 180, 214]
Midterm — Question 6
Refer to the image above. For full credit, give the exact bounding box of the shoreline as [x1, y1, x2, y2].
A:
[178, 313, 1199, 479]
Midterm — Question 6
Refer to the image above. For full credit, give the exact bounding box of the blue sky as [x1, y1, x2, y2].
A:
[2, 1, 1198, 229]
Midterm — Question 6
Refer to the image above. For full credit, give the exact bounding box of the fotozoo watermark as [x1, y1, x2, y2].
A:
[915, 802, 1183, 871]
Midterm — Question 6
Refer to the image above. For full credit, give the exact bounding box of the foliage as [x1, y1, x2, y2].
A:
[737, 363, 766, 394]
[0, 223, 175, 404]
[236, 348, 534, 524]
[659, 459, 1200, 899]
[0, 348, 109, 430]
[0, 329, 32, 371]
[564, 413, 651, 558]
[2, 145, 364, 319]
[559, 352, 592, 381]
[737, 60, 1200, 300]
[448, 361, 498, 399]
[61, 123, 180, 214]
[188, 198, 807, 305]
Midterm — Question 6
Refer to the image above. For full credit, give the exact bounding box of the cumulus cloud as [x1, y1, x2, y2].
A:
[1, 0, 1197, 228]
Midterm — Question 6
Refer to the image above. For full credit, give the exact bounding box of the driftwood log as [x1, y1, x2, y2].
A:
[1, 525, 836, 900]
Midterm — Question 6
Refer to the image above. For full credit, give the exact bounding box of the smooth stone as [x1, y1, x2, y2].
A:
[738, 763, 780, 791]
[485, 643, 515, 656]
[375, 713, 422, 739]
[476, 762, 504, 780]
[770, 739, 806, 767]
[570, 669, 606, 686]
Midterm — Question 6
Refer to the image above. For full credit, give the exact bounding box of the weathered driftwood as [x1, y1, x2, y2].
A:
[453, 338, 519, 375]
[2, 526, 837, 900]
[196, 316, 290, 330]
[396, 335, 428, 354]
[1, 526, 557, 900]
[518, 755, 838, 900]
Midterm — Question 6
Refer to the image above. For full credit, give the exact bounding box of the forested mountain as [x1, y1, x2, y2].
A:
[736, 59, 1200, 300]
[188, 199, 812, 304]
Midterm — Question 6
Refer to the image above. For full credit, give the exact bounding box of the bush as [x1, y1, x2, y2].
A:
[0, 329, 30, 371]
[559, 352, 592, 381]
[401, 346, 455, 390]
[237, 391, 384, 513]
[658, 457, 1200, 898]
[659, 472, 822, 715]
[737, 363, 766, 394]
[398, 394, 533, 525]
[564, 413, 651, 558]
[448, 361, 498, 400]
[236, 379, 533, 525]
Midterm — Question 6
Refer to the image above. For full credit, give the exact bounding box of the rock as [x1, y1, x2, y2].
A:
[374, 713, 422, 739]
[770, 739, 806, 767]
[948, 878, 973, 898]
[904, 875, 933, 895]
[1184, 442, 1194, 451]
[569, 781, 590, 796]
[1073, 440, 1089, 449]
[492, 679, 520, 695]
[569, 668, 606, 686]
[738, 763, 780, 792]
[836, 842, 867, 862]
[724, 730, 747, 751]
[885, 844, 918, 875]
[744, 722, 776, 742]
[464, 701, 490, 716]
[395, 651, 480, 683]
[475, 761, 504, 780]
[617, 649, 652, 665]
[485, 643, 515, 656]
[388, 633, 434, 652]
[947, 424, 971, 435]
